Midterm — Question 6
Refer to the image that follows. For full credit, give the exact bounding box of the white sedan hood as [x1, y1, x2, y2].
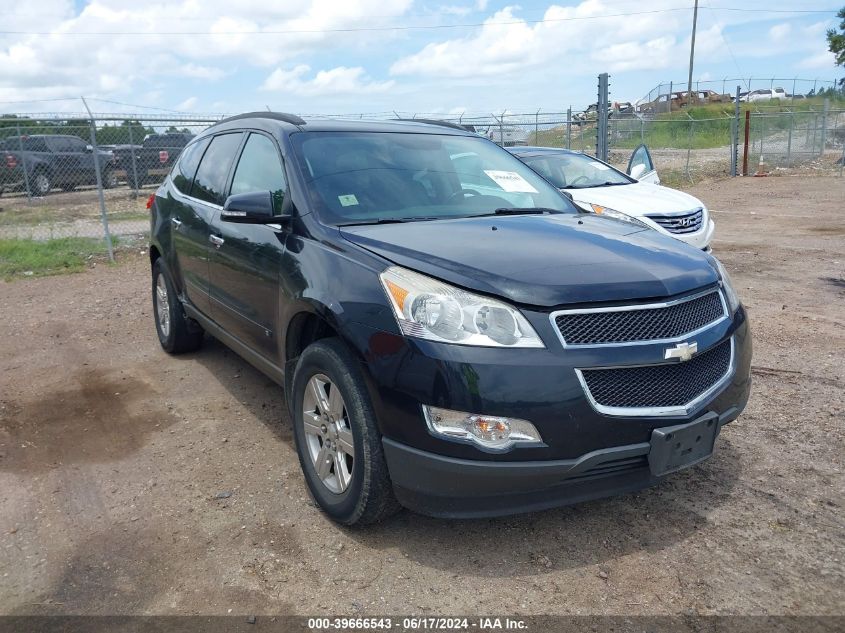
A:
[566, 181, 704, 216]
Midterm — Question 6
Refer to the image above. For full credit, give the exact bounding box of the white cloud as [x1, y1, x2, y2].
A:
[769, 23, 791, 43]
[260, 65, 394, 96]
[795, 51, 837, 70]
[0, 0, 411, 102]
[391, 2, 725, 78]
[175, 96, 199, 110]
[176, 63, 227, 81]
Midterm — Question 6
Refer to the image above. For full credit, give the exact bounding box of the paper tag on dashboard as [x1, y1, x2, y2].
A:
[483, 170, 538, 193]
[338, 194, 359, 206]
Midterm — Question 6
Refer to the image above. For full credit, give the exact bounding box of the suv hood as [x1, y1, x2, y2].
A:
[566, 181, 704, 217]
[340, 214, 717, 307]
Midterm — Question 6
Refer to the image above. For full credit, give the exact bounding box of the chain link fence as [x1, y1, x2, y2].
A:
[1, 94, 843, 265]
[0, 111, 221, 258]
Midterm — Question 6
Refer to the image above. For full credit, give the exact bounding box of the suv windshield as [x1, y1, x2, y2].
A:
[520, 152, 633, 189]
[291, 131, 577, 225]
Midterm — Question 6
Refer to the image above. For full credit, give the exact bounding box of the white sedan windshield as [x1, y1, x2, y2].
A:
[521, 152, 633, 189]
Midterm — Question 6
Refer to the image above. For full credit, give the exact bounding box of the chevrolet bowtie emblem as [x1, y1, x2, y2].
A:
[664, 341, 698, 362]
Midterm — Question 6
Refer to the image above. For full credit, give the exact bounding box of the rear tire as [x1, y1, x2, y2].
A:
[152, 258, 204, 354]
[102, 167, 117, 189]
[291, 338, 400, 526]
[29, 171, 51, 196]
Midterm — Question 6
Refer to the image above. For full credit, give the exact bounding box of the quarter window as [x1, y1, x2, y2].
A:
[191, 133, 243, 205]
[230, 133, 287, 210]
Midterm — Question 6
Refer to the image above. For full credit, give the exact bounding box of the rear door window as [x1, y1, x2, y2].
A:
[171, 137, 210, 194]
[190, 133, 243, 205]
[22, 137, 50, 152]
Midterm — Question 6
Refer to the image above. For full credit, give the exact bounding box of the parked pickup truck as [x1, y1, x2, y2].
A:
[0, 134, 117, 196]
[111, 132, 194, 188]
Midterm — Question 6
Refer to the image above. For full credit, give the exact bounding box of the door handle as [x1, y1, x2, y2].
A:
[171, 218, 182, 230]
[209, 234, 225, 248]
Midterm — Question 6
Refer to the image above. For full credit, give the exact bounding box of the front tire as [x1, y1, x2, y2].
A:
[292, 338, 400, 526]
[152, 258, 203, 354]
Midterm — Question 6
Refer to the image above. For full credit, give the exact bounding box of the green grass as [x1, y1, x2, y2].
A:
[0, 237, 116, 279]
[529, 97, 845, 151]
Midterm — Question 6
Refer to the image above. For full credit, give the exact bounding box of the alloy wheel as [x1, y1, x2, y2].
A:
[302, 373, 355, 494]
[155, 275, 171, 338]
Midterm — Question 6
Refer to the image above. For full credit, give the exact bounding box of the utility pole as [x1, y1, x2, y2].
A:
[686, 0, 699, 106]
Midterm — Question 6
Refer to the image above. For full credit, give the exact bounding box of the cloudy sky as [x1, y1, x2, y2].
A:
[0, 0, 841, 116]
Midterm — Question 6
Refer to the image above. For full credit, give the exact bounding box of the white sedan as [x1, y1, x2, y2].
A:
[508, 145, 714, 251]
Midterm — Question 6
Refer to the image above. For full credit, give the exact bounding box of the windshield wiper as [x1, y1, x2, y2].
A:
[485, 207, 560, 216]
[339, 216, 445, 226]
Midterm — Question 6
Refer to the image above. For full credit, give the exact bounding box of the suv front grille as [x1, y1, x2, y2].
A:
[553, 289, 725, 346]
[645, 208, 703, 234]
[578, 338, 733, 414]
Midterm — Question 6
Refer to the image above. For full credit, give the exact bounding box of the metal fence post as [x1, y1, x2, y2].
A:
[820, 98, 829, 158]
[786, 111, 794, 166]
[534, 109, 540, 142]
[685, 115, 694, 182]
[596, 73, 609, 161]
[566, 107, 572, 149]
[15, 122, 32, 201]
[742, 111, 750, 176]
[730, 86, 740, 176]
[81, 97, 114, 263]
[128, 123, 140, 197]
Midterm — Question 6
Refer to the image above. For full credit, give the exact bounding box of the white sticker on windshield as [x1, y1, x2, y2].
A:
[483, 170, 539, 193]
[338, 194, 359, 207]
[593, 164, 611, 170]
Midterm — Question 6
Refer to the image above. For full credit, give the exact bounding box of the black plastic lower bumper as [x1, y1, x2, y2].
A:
[383, 407, 744, 518]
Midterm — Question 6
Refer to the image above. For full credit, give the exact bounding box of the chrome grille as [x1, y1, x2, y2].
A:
[579, 338, 733, 414]
[553, 289, 726, 346]
[646, 208, 703, 234]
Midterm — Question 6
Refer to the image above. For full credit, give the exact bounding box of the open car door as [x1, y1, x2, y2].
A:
[627, 144, 660, 184]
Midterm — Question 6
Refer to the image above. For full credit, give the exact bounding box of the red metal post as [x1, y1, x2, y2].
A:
[742, 110, 750, 176]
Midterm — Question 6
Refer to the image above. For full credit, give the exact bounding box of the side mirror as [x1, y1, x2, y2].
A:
[221, 191, 288, 224]
[85, 144, 94, 152]
[629, 163, 646, 179]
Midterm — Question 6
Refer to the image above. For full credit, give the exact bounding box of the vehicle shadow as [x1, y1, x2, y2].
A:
[180, 335, 295, 445]
[346, 437, 742, 576]
[180, 335, 742, 577]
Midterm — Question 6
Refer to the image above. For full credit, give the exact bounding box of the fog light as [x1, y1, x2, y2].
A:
[422, 405, 542, 451]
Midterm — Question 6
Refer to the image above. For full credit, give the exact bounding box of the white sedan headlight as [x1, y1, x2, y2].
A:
[589, 203, 649, 228]
[380, 266, 544, 348]
[713, 258, 741, 313]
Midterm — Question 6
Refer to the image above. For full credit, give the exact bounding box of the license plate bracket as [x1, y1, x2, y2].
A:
[648, 413, 719, 477]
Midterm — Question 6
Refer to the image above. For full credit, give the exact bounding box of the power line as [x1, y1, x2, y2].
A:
[0, 6, 837, 36]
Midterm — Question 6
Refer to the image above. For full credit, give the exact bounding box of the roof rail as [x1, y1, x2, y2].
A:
[393, 118, 471, 132]
[215, 111, 306, 127]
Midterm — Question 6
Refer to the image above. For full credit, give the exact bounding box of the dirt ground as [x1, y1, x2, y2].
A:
[0, 175, 843, 617]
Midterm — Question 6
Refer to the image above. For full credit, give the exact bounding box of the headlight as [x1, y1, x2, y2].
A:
[713, 257, 741, 313]
[379, 266, 544, 348]
[589, 203, 649, 228]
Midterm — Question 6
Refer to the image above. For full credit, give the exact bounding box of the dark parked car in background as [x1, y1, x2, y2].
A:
[0, 134, 117, 196]
[148, 113, 751, 525]
[111, 132, 194, 188]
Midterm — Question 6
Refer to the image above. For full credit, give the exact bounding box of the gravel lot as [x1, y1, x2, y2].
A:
[0, 175, 843, 617]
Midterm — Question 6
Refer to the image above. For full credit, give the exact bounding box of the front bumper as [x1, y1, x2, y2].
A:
[383, 405, 746, 518]
[350, 300, 751, 517]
